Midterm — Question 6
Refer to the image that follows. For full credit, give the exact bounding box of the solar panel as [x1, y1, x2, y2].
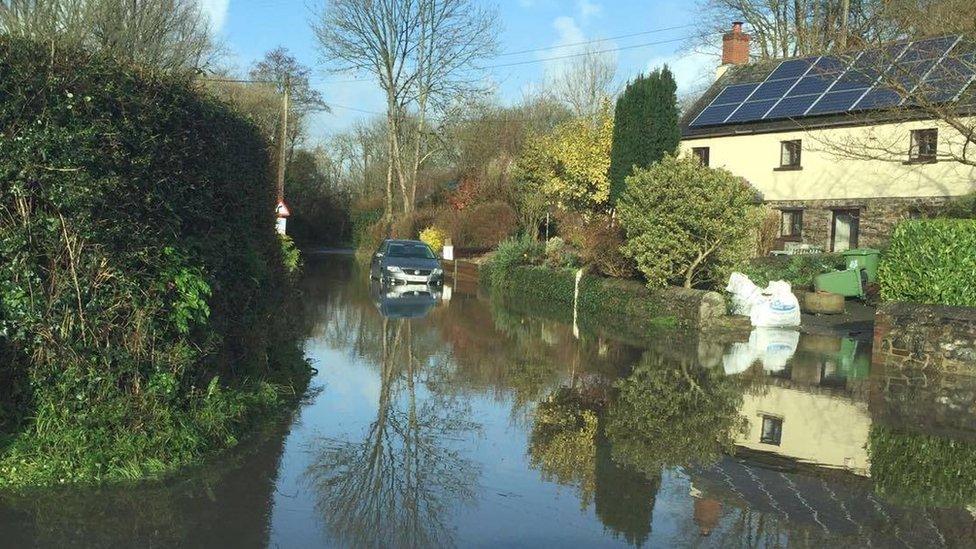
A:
[806, 89, 864, 115]
[690, 102, 741, 126]
[752, 78, 800, 100]
[788, 74, 835, 96]
[767, 58, 816, 80]
[765, 94, 820, 119]
[725, 99, 778, 123]
[711, 83, 759, 104]
[687, 35, 974, 128]
[854, 87, 902, 109]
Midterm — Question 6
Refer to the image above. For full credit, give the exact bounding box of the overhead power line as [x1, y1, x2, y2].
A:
[495, 23, 698, 57]
[478, 32, 721, 70]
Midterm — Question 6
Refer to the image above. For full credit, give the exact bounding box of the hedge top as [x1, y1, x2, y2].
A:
[878, 219, 976, 308]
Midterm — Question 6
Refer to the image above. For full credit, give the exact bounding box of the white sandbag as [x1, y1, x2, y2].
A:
[751, 327, 800, 372]
[721, 327, 799, 375]
[726, 272, 762, 316]
[749, 280, 801, 328]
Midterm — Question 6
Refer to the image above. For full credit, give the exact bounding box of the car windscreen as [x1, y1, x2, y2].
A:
[386, 243, 435, 259]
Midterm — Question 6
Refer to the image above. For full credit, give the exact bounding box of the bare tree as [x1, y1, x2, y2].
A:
[250, 47, 330, 163]
[809, 34, 976, 168]
[0, 0, 218, 71]
[549, 44, 618, 122]
[312, 0, 497, 223]
[691, 0, 897, 60]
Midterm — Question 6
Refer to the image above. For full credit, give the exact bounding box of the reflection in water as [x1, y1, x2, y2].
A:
[3, 254, 976, 547]
[306, 282, 477, 548]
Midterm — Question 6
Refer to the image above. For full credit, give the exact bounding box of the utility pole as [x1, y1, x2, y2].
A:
[276, 75, 290, 203]
[275, 76, 291, 235]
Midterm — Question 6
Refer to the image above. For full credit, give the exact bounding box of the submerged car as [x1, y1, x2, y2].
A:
[369, 239, 444, 286]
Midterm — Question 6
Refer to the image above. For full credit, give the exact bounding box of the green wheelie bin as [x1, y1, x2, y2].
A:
[814, 268, 864, 297]
[842, 248, 881, 282]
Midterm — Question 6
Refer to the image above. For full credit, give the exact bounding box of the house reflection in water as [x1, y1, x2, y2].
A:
[724, 329, 873, 475]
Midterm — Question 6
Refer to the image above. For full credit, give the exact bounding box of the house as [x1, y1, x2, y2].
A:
[680, 23, 976, 252]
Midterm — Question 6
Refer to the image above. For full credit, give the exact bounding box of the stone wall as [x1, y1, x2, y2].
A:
[872, 302, 976, 439]
[873, 301, 976, 371]
[767, 196, 952, 250]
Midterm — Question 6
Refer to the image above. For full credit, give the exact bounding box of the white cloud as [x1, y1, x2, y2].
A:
[645, 50, 716, 97]
[540, 16, 586, 78]
[198, 0, 230, 33]
[576, 0, 602, 22]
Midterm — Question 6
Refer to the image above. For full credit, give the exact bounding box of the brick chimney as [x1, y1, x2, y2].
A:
[718, 21, 750, 79]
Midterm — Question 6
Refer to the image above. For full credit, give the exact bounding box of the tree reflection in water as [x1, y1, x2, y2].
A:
[305, 316, 479, 548]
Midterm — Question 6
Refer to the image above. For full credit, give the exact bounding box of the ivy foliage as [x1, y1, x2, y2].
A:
[878, 219, 976, 307]
[0, 38, 309, 487]
[618, 154, 762, 289]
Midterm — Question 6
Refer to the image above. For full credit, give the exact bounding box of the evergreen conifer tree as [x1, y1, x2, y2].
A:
[608, 66, 680, 204]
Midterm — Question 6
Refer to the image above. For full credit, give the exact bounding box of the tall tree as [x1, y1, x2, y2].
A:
[692, 0, 896, 59]
[312, 0, 497, 223]
[249, 47, 329, 164]
[0, 0, 217, 71]
[607, 66, 680, 205]
[549, 44, 618, 123]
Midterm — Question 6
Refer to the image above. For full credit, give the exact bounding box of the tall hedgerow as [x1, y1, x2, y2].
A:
[607, 66, 680, 205]
[0, 38, 309, 487]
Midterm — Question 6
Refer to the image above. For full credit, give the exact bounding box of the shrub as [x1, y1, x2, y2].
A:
[878, 219, 976, 307]
[419, 226, 447, 255]
[544, 237, 580, 268]
[618, 154, 762, 289]
[480, 236, 544, 292]
[561, 215, 636, 278]
[279, 234, 303, 276]
[356, 219, 388, 260]
[350, 207, 383, 247]
[456, 200, 518, 249]
[0, 38, 309, 487]
[740, 253, 846, 289]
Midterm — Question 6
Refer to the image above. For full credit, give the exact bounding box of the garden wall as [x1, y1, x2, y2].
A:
[873, 302, 976, 371]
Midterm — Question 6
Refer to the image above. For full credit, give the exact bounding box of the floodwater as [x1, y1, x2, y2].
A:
[3, 253, 976, 548]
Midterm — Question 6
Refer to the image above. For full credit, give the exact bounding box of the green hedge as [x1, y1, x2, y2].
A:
[739, 253, 846, 289]
[487, 265, 676, 341]
[0, 38, 309, 487]
[869, 426, 976, 507]
[879, 219, 976, 307]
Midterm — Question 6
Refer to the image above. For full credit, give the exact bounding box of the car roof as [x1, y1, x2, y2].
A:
[383, 239, 427, 245]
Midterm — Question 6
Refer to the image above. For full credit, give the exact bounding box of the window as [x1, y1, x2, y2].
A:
[692, 147, 710, 166]
[831, 209, 860, 252]
[909, 129, 938, 162]
[780, 209, 803, 238]
[760, 415, 783, 445]
[779, 140, 802, 169]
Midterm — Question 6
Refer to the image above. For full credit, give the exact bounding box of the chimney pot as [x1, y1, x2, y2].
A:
[722, 21, 750, 68]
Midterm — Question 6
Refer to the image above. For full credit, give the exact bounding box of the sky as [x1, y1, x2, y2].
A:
[201, 0, 722, 142]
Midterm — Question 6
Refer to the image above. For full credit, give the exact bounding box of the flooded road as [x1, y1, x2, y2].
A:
[3, 253, 976, 547]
